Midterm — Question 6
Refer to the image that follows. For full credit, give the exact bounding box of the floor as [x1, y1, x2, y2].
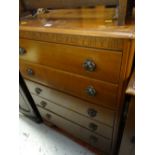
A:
[19, 114, 95, 155]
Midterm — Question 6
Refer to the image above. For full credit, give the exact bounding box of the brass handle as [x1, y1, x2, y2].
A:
[27, 68, 34, 76]
[19, 47, 26, 55]
[83, 59, 96, 72]
[40, 101, 47, 108]
[87, 108, 97, 117]
[85, 86, 96, 96]
[35, 87, 42, 95]
[45, 113, 51, 120]
[89, 123, 98, 131]
[89, 135, 98, 144]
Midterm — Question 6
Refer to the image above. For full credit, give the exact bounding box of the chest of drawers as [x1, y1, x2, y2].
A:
[19, 7, 134, 155]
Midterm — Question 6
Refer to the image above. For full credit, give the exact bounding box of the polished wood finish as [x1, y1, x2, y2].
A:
[32, 94, 113, 138]
[20, 60, 118, 109]
[37, 106, 111, 154]
[19, 8, 135, 40]
[37, 6, 116, 19]
[20, 23, 134, 39]
[21, 0, 134, 25]
[111, 39, 134, 154]
[19, 7, 135, 155]
[25, 80, 115, 127]
[20, 30, 125, 50]
[20, 38, 122, 83]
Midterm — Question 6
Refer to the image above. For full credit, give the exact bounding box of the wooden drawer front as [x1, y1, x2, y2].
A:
[25, 80, 115, 127]
[20, 61, 118, 109]
[32, 94, 113, 139]
[20, 30, 124, 51]
[19, 39, 122, 83]
[38, 107, 111, 153]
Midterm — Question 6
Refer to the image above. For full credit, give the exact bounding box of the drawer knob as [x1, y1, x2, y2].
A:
[89, 135, 98, 144]
[40, 101, 47, 108]
[83, 59, 96, 72]
[35, 87, 42, 95]
[19, 47, 26, 55]
[89, 123, 98, 131]
[87, 108, 97, 117]
[27, 68, 34, 76]
[45, 113, 51, 120]
[85, 86, 96, 96]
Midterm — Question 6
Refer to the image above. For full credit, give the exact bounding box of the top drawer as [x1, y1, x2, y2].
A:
[19, 39, 122, 83]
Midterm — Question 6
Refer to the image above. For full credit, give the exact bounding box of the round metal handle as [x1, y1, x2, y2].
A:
[85, 86, 96, 96]
[40, 101, 47, 108]
[89, 135, 98, 144]
[83, 59, 96, 72]
[19, 47, 26, 55]
[35, 87, 42, 95]
[89, 123, 98, 131]
[87, 108, 97, 117]
[45, 113, 51, 120]
[27, 68, 34, 76]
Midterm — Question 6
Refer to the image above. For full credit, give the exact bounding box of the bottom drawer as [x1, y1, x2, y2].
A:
[38, 107, 111, 154]
[32, 94, 113, 139]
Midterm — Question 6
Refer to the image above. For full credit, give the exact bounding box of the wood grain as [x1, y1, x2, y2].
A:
[20, 30, 125, 50]
[20, 38, 122, 83]
[38, 106, 111, 154]
[32, 94, 113, 139]
[19, 7, 135, 154]
[19, 7, 135, 41]
[111, 39, 134, 154]
[37, 7, 116, 19]
[25, 79, 115, 127]
[20, 60, 118, 109]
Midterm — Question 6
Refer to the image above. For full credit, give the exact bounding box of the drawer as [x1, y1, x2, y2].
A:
[20, 61, 118, 109]
[19, 39, 122, 83]
[38, 107, 111, 153]
[32, 94, 113, 139]
[25, 80, 115, 126]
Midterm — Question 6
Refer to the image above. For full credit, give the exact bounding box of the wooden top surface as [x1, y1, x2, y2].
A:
[20, 7, 135, 39]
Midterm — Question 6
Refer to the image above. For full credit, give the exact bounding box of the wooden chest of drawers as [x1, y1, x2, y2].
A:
[19, 7, 134, 155]
[20, 39, 122, 83]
